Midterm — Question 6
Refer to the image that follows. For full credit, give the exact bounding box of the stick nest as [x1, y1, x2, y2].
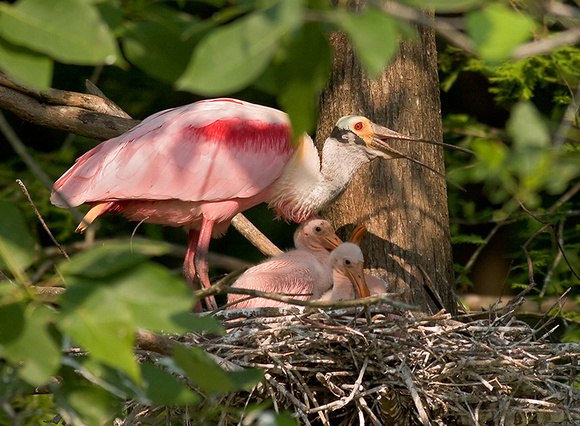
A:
[126, 298, 580, 425]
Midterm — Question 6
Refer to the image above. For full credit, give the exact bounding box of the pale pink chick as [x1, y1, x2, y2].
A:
[318, 242, 371, 301]
[226, 218, 342, 309]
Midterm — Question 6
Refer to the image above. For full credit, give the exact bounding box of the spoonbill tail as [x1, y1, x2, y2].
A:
[226, 218, 342, 309]
[51, 98, 470, 309]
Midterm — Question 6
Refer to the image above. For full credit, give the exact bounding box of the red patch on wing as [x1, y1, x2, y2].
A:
[199, 98, 244, 105]
[184, 119, 291, 153]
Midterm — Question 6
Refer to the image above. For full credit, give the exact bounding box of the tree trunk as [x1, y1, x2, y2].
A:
[315, 27, 457, 315]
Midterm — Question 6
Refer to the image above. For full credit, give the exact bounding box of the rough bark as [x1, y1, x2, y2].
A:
[315, 28, 457, 314]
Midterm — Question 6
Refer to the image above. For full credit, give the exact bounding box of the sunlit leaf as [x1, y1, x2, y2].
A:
[0, 200, 36, 272]
[274, 23, 331, 137]
[123, 15, 199, 83]
[507, 101, 550, 150]
[339, 7, 399, 78]
[58, 278, 140, 383]
[58, 240, 170, 279]
[178, 0, 303, 95]
[0, 36, 52, 89]
[0, 0, 118, 65]
[0, 305, 60, 386]
[466, 4, 534, 64]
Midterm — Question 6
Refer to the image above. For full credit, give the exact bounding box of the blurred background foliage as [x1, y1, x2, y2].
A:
[0, 0, 579, 424]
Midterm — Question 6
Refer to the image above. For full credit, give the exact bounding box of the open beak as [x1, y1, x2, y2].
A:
[348, 225, 366, 246]
[370, 122, 475, 156]
[346, 262, 371, 298]
[321, 233, 343, 251]
[368, 122, 473, 189]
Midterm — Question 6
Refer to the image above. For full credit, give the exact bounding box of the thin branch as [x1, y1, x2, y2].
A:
[214, 286, 415, 310]
[231, 214, 283, 257]
[512, 27, 580, 60]
[456, 222, 503, 283]
[0, 83, 139, 141]
[16, 179, 69, 260]
[378, 1, 476, 54]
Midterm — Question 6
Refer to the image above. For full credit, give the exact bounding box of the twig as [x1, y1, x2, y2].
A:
[0, 110, 86, 224]
[512, 27, 580, 60]
[378, 1, 476, 54]
[212, 286, 416, 311]
[16, 179, 69, 260]
[456, 222, 503, 283]
[309, 357, 369, 413]
[399, 360, 430, 425]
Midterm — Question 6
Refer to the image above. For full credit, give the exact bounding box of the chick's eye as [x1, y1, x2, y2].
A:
[354, 122, 364, 131]
[315, 226, 322, 232]
[345, 259, 351, 265]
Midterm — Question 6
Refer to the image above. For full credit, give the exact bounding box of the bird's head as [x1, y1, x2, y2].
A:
[331, 242, 371, 298]
[294, 218, 342, 252]
[330, 115, 474, 173]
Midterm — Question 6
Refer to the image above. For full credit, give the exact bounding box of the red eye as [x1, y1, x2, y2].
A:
[354, 122, 364, 131]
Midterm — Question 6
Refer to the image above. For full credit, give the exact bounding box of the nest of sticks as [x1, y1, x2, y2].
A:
[124, 292, 580, 425]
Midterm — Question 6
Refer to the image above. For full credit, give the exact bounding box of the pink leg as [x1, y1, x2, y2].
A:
[184, 229, 200, 287]
[194, 217, 217, 310]
[184, 229, 203, 312]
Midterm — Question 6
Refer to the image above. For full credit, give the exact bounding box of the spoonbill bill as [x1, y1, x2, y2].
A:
[51, 98, 469, 309]
[318, 242, 372, 301]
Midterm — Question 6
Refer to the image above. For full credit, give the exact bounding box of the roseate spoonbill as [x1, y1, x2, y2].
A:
[347, 225, 389, 296]
[51, 98, 470, 310]
[318, 242, 372, 301]
[226, 218, 342, 309]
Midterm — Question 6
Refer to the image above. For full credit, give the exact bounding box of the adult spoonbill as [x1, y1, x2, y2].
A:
[51, 98, 469, 309]
[226, 218, 342, 309]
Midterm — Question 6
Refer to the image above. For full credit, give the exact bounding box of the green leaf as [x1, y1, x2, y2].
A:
[466, 4, 534, 64]
[103, 262, 221, 334]
[54, 373, 122, 426]
[0, 305, 61, 386]
[123, 15, 199, 83]
[58, 259, 222, 384]
[0, 303, 25, 346]
[0, 0, 118, 65]
[58, 278, 140, 383]
[141, 363, 200, 405]
[508, 101, 550, 151]
[274, 23, 332, 136]
[174, 345, 263, 395]
[0, 200, 36, 273]
[178, 0, 303, 95]
[0, 36, 52, 89]
[339, 7, 399, 78]
[59, 240, 170, 279]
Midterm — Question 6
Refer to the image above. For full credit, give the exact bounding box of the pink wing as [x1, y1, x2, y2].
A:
[227, 252, 320, 309]
[52, 99, 294, 207]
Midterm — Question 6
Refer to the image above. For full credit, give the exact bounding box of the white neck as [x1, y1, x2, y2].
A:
[269, 137, 372, 222]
